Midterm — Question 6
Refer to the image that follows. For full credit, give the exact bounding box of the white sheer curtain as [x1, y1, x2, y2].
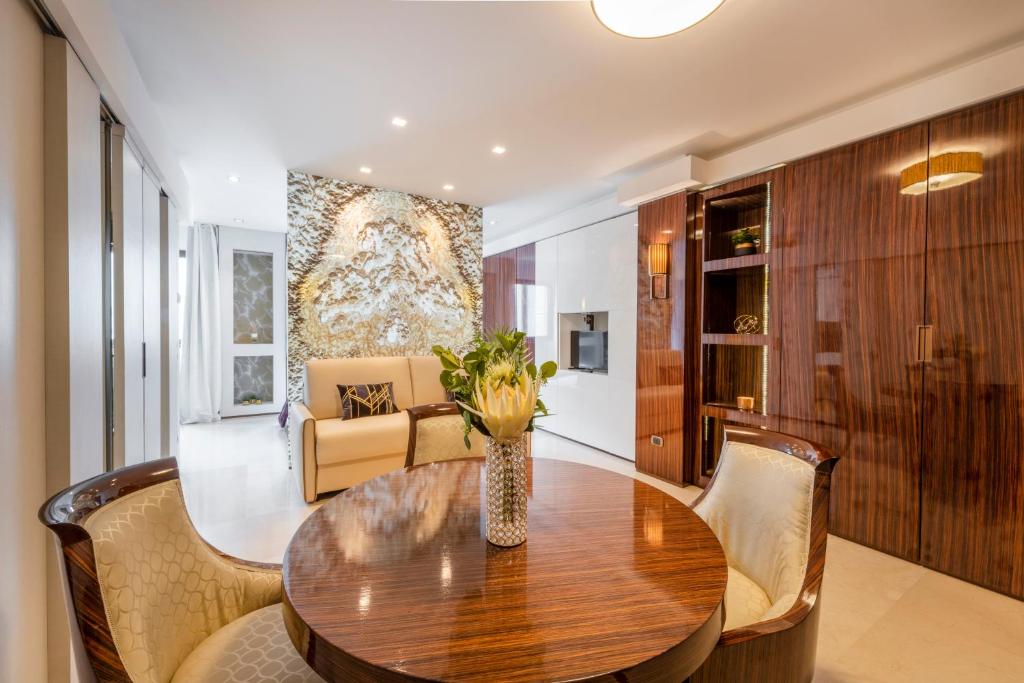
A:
[179, 224, 221, 424]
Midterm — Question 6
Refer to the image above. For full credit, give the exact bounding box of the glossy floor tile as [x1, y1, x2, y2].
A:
[179, 416, 1024, 682]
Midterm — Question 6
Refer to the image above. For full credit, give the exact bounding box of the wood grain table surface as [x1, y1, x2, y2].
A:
[283, 457, 727, 682]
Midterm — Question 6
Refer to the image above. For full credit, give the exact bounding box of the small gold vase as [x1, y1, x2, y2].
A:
[484, 434, 528, 547]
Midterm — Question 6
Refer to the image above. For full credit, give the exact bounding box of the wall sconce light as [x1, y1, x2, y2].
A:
[899, 151, 983, 195]
[648, 243, 669, 299]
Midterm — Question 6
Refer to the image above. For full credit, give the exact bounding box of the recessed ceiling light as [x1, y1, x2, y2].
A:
[490, 220, 498, 226]
[492, 145, 507, 155]
[233, 218, 244, 223]
[442, 184, 455, 191]
[592, 0, 724, 39]
[227, 175, 239, 183]
[391, 116, 408, 128]
[359, 166, 372, 174]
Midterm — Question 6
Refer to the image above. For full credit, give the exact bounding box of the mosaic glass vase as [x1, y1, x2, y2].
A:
[484, 434, 528, 547]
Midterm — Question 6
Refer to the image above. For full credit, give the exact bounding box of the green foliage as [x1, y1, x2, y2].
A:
[432, 328, 557, 445]
[730, 227, 757, 246]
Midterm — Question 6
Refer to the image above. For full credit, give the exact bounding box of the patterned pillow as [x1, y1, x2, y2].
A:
[337, 382, 398, 420]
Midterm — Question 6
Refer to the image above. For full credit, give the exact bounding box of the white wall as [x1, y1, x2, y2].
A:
[161, 196, 180, 459]
[43, 34, 107, 683]
[44, 0, 191, 221]
[484, 193, 632, 257]
[534, 212, 638, 460]
[0, 2, 47, 681]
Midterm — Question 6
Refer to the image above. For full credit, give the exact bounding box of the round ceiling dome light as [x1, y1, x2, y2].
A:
[592, 0, 724, 39]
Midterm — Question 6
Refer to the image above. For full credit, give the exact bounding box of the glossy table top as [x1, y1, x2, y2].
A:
[282, 458, 727, 682]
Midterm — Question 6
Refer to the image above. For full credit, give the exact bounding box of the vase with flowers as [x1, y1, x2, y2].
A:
[432, 329, 556, 546]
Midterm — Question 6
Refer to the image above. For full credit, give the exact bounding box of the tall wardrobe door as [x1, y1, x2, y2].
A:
[777, 124, 928, 561]
[922, 93, 1024, 598]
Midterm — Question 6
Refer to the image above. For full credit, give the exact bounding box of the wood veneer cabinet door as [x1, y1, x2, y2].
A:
[776, 125, 928, 561]
[635, 192, 692, 482]
[921, 93, 1024, 598]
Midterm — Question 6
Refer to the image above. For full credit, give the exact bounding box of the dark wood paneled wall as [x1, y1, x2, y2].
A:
[482, 243, 536, 356]
[921, 92, 1024, 597]
[635, 193, 695, 483]
[776, 125, 929, 561]
[635, 90, 1024, 597]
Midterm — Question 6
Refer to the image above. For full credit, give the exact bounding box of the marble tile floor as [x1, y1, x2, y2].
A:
[179, 415, 1024, 682]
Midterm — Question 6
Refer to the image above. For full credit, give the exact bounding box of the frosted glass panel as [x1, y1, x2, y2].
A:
[234, 355, 273, 405]
[233, 250, 273, 343]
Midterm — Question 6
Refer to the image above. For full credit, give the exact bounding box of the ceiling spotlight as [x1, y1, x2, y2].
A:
[492, 145, 507, 155]
[592, 0, 724, 39]
[227, 175, 240, 183]
[442, 184, 455, 191]
[490, 220, 498, 226]
[233, 218, 244, 223]
[391, 116, 408, 128]
[359, 166, 372, 174]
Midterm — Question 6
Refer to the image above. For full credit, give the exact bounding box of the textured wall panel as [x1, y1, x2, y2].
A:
[287, 171, 482, 400]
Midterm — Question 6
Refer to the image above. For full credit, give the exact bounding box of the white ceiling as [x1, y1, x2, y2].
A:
[110, 0, 1024, 241]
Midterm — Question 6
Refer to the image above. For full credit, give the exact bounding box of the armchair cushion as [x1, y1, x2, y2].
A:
[315, 412, 409, 466]
[170, 603, 323, 683]
[408, 412, 485, 466]
[83, 480, 282, 683]
[723, 567, 771, 631]
[694, 440, 814, 618]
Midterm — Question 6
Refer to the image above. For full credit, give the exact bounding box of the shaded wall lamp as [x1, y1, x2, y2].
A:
[899, 151, 983, 195]
[648, 243, 669, 299]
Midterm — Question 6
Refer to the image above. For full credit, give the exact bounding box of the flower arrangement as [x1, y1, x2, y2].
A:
[432, 329, 557, 447]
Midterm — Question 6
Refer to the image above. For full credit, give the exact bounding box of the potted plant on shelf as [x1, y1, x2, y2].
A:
[731, 228, 758, 256]
[433, 329, 556, 547]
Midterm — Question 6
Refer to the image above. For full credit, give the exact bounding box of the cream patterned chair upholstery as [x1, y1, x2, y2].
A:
[404, 402, 534, 467]
[39, 459, 323, 683]
[689, 426, 838, 683]
[405, 403, 486, 466]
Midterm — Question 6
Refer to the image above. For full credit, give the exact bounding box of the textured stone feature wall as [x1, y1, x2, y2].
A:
[287, 170, 482, 401]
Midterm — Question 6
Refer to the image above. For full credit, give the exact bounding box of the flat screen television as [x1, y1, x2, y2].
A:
[570, 330, 608, 372]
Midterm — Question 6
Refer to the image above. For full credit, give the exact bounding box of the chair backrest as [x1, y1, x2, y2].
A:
[406, 403, 485, 466]
[303, 356, 415, 419]
[39, 459, 281, 683]
[692, 426, 837, 622]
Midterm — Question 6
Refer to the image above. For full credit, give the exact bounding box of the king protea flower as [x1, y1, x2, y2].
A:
[460, 371, 538, 442]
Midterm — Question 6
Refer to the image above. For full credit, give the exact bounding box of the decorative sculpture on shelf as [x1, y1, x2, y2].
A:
[733, 314, 760, 335]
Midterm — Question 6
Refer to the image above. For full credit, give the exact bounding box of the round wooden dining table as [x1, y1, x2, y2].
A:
[282, 458, 727, 683]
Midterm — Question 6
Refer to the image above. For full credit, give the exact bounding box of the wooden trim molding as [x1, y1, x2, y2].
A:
[689, 426, 838, 683]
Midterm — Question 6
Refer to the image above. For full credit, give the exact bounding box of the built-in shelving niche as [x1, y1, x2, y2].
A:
[698, 181, 773, 483]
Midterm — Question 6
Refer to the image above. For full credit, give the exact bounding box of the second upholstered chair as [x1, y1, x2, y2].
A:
[405, 402, 485, 466]
[688, 426, 838, 683]
[39, 459, 323, 683]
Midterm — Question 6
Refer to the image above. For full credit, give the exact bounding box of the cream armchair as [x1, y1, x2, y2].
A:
[289, 355, 448, 502]
[689, 426, 838, 683]
[39, 459, 323, 683]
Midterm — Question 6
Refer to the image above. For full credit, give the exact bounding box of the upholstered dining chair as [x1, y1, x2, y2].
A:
[39, 458, 323, 683]
[687, 426, 838, 683]
[405, 402, 486, 466]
